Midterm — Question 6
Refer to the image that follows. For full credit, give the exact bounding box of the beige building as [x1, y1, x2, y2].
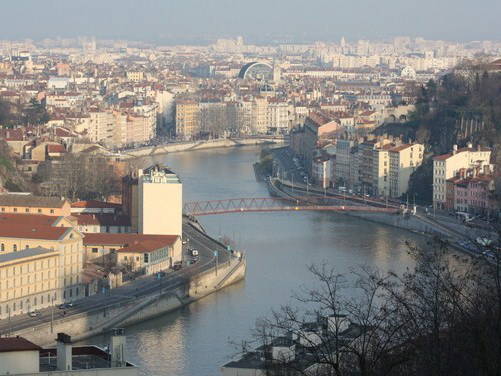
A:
[388, 144, 424, 198]
[83, 233, 182, 273]
[0, 247, 59, 319]
[126, 71, 144, 82]
[0, 224, 85, 317]
[175, 100, 199, 139]
[0, 195, 71, 217]
[433, 144, 491, 209]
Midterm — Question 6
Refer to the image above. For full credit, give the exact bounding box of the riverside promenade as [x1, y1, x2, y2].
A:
[121, 136, 285, 159]
[0, 219, 246, 345]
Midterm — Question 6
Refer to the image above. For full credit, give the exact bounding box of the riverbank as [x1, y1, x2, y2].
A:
[121, 137, 285, 159]
[7, 224, 246, 346]
[267, 177, 464, 241]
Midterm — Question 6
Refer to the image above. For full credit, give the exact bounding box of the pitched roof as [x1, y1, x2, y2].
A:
[47, 144, 66, 153]
[0, 337, 42, 353]
[83, 233, 178, 253]
[75, 214, 130, 226]
[0, 247, 57, 264]
[0, 213, 61, 226]
[71, 200, 121, 209]
[0, 224, 71, 240]
[0, 195, 67, 208]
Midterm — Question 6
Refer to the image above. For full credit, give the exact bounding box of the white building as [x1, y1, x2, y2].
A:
[433, 144, 491, 209]
[138, 165, 182, 237]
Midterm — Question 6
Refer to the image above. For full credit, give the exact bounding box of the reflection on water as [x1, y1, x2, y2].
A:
[84, 146, 422, 376]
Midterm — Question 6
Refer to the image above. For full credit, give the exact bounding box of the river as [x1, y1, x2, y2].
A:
[86, 145, 422, 376]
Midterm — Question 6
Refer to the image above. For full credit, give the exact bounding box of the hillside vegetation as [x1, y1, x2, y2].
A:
[377, 67, 501, 203]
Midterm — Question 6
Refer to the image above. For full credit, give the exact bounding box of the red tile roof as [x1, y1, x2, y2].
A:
[0, 224, 70, 240]
[0, 213, 61, 226]
[71, 200, 121, 209]
[0, 337, 42, 353]
[83, 233, 178, 253]
[75, 214, 130, 226]
[47, 144, 66, 153]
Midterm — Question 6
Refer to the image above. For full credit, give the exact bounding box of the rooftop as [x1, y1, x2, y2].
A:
[0, 224, 71, 240]
[0, 194, 67, 208]
[0, 247, 56, 264]
[0, 213, 62, 226]
[0, 337, 42, 353]
[83, 233, 178, 253]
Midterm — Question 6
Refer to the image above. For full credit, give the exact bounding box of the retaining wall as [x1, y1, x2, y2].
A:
[123, 138, 284, 158]
[13, 257, 246, 346]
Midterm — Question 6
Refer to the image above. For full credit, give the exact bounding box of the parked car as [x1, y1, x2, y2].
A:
[28, 310, 41, 318]
[58, 303, 73, 310]
[172, 262, 182, 271]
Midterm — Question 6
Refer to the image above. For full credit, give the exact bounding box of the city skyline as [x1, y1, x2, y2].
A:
[1, 0, 501, 43]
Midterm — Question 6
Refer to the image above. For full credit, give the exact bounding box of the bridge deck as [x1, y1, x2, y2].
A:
[183, 197, 400, 216]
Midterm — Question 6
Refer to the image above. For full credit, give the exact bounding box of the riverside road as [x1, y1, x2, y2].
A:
[0, 221, 230, 337]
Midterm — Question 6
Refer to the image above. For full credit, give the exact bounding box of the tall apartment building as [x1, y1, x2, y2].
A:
[357, 138, 423, 198]
[88, 110, 115, 145]
[175, 100, 199, 139]
[138, 165, 182, 237]
[252, 97, 268, 134]
[389, 144, 424, 198]
[266, 100, 290, 132]
[433, 144, 491, 209]
[121, 165, 183, 237]
[335, 139, 356, 188]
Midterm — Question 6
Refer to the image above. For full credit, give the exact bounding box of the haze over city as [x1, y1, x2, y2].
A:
[0, 1, 501, 376]
[1, 0, 501, 42]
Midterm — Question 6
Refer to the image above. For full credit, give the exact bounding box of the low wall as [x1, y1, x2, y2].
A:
[123, 138, 284, 158]
[12, 257, 246, 346]
[346, 211, 451, 237]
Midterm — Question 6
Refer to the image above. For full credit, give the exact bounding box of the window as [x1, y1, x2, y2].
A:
[0, 208, 4, 212]
[25, 208, 29, 213]
[92, 248, 98, 253]
[13, 208, 17, 213]
[0, 244, 4, 252]
[38, 209, 42, 213]
[13, 245, 17, 252]
[50, 209, 54, 214]
[144, 253, 149, 263]
[26, 245, 29, 249]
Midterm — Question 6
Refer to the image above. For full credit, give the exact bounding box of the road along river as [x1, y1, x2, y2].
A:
[83, 145, 423, 376]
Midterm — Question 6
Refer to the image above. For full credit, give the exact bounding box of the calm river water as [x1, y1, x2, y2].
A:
[87, 145, 421, 376]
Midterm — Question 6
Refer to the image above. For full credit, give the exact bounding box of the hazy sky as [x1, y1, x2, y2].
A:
[1, 0, 500, 43]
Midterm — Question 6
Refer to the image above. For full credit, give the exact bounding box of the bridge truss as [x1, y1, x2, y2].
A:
[183, 197, 399, 216]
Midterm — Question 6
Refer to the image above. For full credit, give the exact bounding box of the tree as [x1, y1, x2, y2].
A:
[239, 238, 501, 376]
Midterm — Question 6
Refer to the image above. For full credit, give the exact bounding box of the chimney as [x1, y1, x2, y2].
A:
[452, 144, 458, 155]
[110, 328, 126, 367]
[467, 142, 473, 149]
[56, 333, 72, 371]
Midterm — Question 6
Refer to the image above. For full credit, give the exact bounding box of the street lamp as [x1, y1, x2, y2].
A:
[214, 250, 219, 276]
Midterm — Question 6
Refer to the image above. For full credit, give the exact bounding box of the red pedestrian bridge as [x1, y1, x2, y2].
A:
[183, 197, 399, 216]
